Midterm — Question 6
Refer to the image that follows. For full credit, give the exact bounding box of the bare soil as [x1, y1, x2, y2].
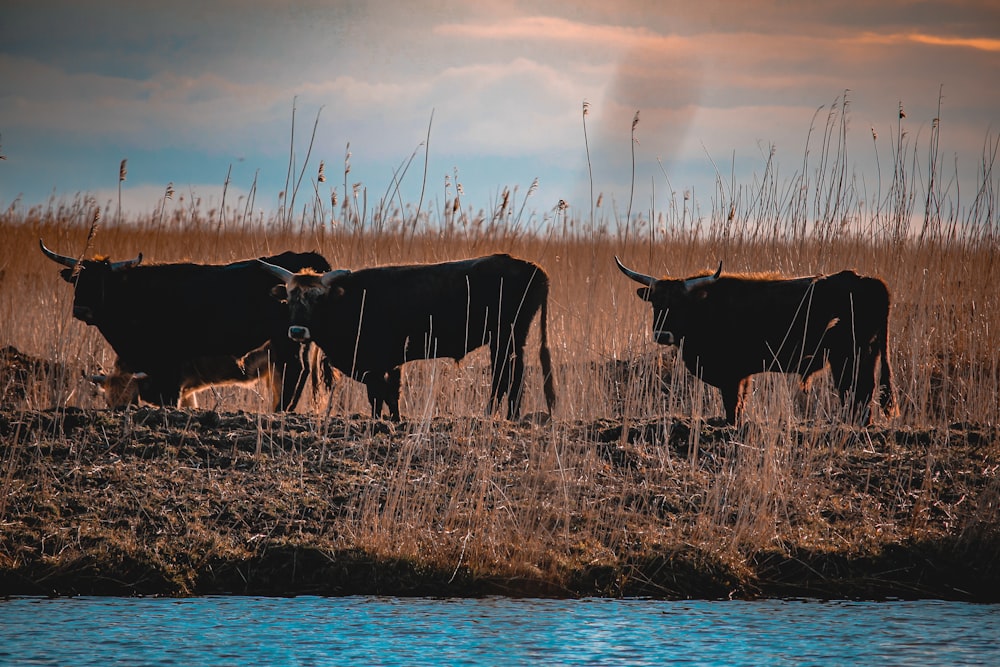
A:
[1, 404, 997, 601]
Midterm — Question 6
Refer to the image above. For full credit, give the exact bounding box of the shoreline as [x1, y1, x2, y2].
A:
[2, 407, 998, 601]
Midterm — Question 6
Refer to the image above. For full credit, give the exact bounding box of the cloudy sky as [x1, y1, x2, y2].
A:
[2, 0, 998, 224]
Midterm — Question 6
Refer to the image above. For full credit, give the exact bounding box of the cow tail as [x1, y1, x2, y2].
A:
[306, 344, 334, 398]
[308, 343, 319, 397]
[538, 285, 556, 414]
[316, 346, 336, 393]
[878, 321, 896, 418]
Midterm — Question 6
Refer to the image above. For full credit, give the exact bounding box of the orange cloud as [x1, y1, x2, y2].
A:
[435, 15, 666, 50]
[908, 33, 1000, 52]
[858, 31, 1000, 52]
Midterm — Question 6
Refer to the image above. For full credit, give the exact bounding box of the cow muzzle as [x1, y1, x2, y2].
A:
[288, 325, 312, 342]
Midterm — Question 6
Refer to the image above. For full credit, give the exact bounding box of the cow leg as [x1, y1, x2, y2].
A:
[848, 352, 878, 425]
[364, 369, 401, 421]
[270, 338, 308, 411]
[138, 372, 182, 407]
[148, 388, 181, 407]
[488, 337, 516, 417]
[828, 347, 875, 424]
[719, 378, 749, 425]
[506, 350, 526, 420]
[487, 345, 504, 416]
[365, 381, 385, 418]
[385, 368, 401, 421]
[268, 365, 299, 412]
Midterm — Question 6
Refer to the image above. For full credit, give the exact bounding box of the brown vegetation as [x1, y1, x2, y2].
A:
[1, 104, 998, 598]
[0, 405, 996, 599]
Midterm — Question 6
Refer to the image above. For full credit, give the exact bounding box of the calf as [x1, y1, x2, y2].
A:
[91, 343, 273, 408]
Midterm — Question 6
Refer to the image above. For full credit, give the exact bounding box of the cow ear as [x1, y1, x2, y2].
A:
[270, 284, 288, 302]
[59, 268, 76, 283]
[637, 287, 651, 302]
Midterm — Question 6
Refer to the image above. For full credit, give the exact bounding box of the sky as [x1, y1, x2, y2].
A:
[2, 0, 999, 227]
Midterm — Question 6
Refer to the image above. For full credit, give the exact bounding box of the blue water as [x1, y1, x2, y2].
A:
[0, 596, 997, 666]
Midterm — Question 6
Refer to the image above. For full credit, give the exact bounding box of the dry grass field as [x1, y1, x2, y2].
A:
[1, 115, 998, 598]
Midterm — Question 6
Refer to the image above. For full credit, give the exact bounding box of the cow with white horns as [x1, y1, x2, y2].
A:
[615, 257, 895, 424]
[41, 240, 331, 410]
[257, 253, 556, 420]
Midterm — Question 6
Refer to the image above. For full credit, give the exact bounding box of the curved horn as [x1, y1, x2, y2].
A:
[683, 261, 723, 292]
[110, 253, 143, 271]
[614, 256, 655, 286]
[39, 239, 78, 268]
[256, 259, 295, 282]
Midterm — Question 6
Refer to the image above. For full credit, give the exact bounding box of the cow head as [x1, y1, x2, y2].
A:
[89, 368, 149, 407]
[257, 259, 351, 343]
[40, 239, 143, 325]
[615, 256, 722, 346]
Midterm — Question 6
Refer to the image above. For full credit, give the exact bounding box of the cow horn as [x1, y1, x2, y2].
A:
[110, 253, 142, 271]
[683, 261, 723, 292]
[39, 239, 78, 268]
[320, 269, 351, 287]
[256, 259, 295, 282]
[614, 256, 655, 286]
[40, 239, 141, 270]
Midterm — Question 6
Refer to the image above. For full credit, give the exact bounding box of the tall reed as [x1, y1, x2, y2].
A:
[1, 99, 997, 583]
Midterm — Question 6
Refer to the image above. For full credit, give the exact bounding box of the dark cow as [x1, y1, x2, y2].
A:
[90, 343, 273, 408]
[257, 253, 556, 420]
[616, 257, 895, 424]
[41, 240, 330, 410]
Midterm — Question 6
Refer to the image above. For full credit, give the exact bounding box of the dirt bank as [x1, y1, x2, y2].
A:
[1, 407, 997, 600]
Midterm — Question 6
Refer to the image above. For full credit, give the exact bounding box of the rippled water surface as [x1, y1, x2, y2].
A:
[1, 596, 998, 666]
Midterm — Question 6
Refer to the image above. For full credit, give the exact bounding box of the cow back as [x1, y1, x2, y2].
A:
[678, 271, 888, 384]
[308, 254, 547, 372]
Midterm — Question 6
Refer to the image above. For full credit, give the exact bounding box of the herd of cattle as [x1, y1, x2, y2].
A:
[39, 240, 896, 425]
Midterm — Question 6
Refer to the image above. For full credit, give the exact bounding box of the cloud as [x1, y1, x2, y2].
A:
[435, 15, 662, 50]
[0, 55, 281, 149]
[901, 34, 1000, 51]
[3, 0, 998, 219]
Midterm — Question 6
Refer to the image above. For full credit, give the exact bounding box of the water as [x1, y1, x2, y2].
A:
[1, 596, 997, 666]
